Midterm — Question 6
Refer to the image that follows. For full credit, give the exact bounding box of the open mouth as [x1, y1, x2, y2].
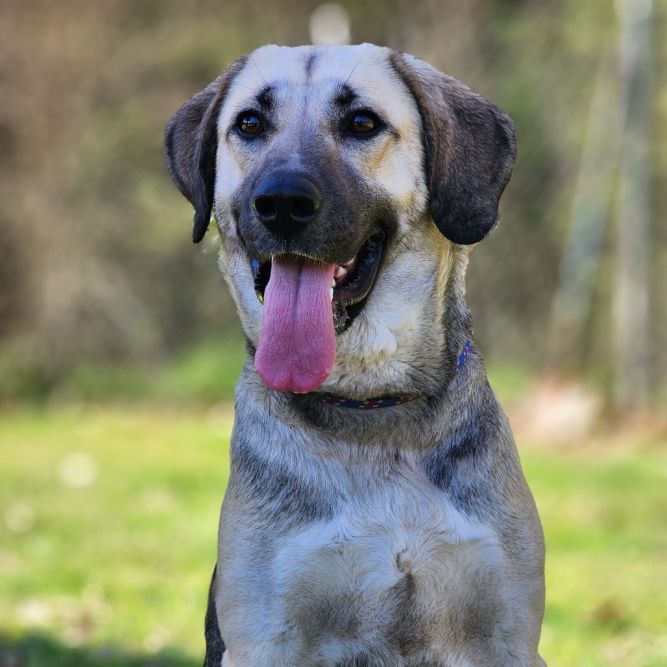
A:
[251, 228, 386, 333]
[250, 229, 386, 394]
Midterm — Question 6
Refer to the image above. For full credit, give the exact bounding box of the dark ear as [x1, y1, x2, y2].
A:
[164, 57, 246, 243]
[390, 52, 517, 245]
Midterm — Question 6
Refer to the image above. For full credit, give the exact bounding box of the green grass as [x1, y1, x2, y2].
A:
[1, 407, 666, 666]
[0, 338, 247, 404]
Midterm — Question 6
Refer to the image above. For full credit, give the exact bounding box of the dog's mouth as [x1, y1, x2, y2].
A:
[250, 229, 386, 394]
[251, 229, 386, 332]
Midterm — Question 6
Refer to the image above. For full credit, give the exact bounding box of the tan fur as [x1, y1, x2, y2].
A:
[214, 45, 435, 400]
[165, 43, 545, 667]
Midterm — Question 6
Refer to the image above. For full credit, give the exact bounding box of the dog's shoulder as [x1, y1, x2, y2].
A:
[424, 373, 524, 515]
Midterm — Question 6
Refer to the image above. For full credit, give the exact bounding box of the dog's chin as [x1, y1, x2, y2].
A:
[250, 228, 387, 335]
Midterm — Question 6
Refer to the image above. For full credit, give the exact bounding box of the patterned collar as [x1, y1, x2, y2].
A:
[318, 338, 473, 410]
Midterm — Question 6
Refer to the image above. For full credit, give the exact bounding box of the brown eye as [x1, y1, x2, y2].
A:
[237, 112, 263, 136]
[348, 111, 382, 137]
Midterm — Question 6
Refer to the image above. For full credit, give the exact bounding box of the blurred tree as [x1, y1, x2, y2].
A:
[0, 0, 664, 405]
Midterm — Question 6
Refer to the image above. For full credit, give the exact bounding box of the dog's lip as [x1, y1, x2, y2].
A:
[250, 229, 387, 331]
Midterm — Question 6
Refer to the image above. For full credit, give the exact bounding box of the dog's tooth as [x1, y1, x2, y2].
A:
[329, 287, 334, 300]
[331, 278, 336, 288]
[334, 266, 348, 280]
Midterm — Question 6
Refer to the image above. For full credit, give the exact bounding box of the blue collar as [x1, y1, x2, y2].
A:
[318, 338, 473, 410]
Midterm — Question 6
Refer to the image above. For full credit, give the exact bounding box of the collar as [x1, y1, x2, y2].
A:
[318, 338, 473, 410]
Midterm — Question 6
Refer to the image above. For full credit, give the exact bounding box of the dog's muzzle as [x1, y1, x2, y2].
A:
[240, 171, 389, 395]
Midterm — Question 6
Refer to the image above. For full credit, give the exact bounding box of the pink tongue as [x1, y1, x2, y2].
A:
[255, 257, 336, 393]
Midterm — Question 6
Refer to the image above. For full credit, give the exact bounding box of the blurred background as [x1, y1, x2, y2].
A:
[1, 1, 665, 666]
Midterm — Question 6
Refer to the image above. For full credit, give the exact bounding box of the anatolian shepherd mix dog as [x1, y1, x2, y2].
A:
[165, 43, 546, 667]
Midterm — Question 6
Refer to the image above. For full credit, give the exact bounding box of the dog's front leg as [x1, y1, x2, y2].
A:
[203, 565, 226, 667]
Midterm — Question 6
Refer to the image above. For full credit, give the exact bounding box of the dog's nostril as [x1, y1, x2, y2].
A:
[253, 196, 277, 221]
[291, 196, 319, 222]
[252, 174, 322, 234]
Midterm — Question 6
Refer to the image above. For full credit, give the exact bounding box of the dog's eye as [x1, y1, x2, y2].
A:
[236, 112, 263, 136]
[347, 111, 382, 137]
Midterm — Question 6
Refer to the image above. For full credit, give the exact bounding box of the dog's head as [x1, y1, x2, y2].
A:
[165, 44, 515, 397]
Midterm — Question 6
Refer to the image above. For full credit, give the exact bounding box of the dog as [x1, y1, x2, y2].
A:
[165, 43, 545, 667]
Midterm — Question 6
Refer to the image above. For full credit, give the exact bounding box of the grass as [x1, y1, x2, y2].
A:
[0, 338, 247, 404]
[1, 406, 666, 666]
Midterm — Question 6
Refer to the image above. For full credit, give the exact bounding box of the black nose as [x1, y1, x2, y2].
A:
[252, 172, 321, 236]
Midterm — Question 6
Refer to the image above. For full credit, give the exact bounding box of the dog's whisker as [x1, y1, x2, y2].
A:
[227, 81, 263, 94]
[398, 237, 419, 256]
[343, 54, 364, 87]
[248, 54, 269, 88]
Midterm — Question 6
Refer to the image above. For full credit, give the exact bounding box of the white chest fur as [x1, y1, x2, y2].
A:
[219, 462, 518, 666]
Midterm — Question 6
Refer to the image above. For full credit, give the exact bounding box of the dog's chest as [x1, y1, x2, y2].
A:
[264, 469, 506, 663]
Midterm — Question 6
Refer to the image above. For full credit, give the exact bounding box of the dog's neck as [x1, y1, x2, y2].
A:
[232, 242, 484, 442]
[316, 338, 472, 410]
[235, 345, 484, 462]
[236, 257, 479, 448]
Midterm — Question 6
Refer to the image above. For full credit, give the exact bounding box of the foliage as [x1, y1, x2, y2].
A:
[1, 1, 665, 401]
[0, 337, 246, 404]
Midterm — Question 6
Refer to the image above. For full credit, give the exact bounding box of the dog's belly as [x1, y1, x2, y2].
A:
[219, 477, 537, 666]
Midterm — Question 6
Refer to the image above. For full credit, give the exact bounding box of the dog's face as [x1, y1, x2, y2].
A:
[165, 44, 516, 397]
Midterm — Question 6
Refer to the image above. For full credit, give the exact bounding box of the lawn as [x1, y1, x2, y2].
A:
[1, 406, 666, 666]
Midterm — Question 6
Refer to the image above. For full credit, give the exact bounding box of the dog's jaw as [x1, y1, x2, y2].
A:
[218, 216, 460, 402]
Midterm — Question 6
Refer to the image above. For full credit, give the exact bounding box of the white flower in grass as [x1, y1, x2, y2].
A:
[5, 502, 35, 533]
[57, 452, 98, 488]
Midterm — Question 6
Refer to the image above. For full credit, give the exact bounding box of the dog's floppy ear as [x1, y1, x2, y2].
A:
[164, 57, 246, 243]
[390, 52, 516, 245]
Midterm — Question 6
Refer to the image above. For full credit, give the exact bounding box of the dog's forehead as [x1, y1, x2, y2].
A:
[223, 44, 413, 119]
